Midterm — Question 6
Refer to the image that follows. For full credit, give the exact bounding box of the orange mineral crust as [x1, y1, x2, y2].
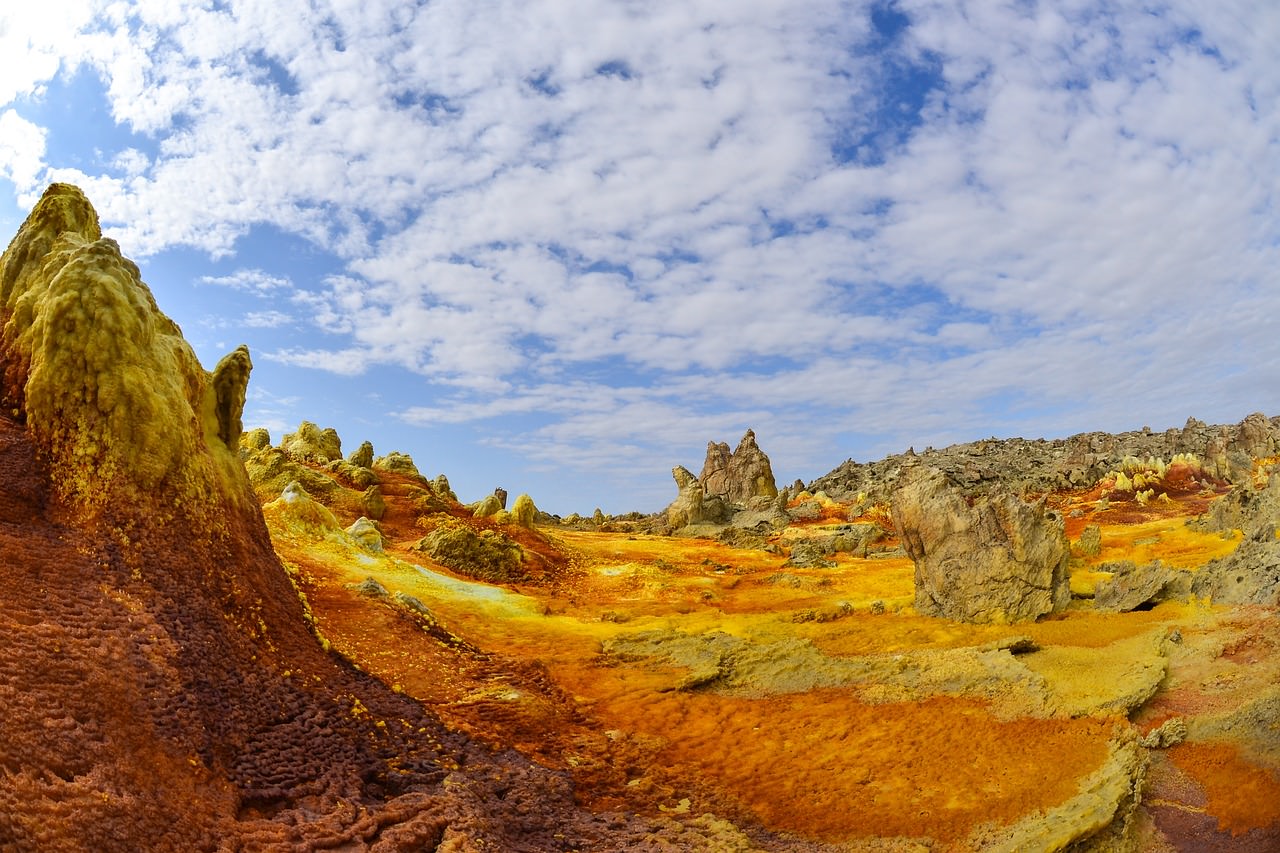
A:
[574, 687, 1115, 843]
[1169, 742, 1280, 836]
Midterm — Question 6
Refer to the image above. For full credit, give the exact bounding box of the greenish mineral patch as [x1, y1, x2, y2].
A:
[412, 518, 525, 583]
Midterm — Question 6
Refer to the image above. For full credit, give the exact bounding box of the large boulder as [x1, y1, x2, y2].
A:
[892, 466, 1071, 624]
[700, 429, 778, 504]
[511, 493, 538, 528]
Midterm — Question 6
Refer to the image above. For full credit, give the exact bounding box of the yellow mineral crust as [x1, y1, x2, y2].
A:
[0, 184, 251, 517]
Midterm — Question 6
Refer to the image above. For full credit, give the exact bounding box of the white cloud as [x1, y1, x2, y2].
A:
[200, 268, 293, 295]
[0, 110, 46, 188]
[265, 346, 371, 376]
[242, 310, 294, 328]
[2, 0, 1278, 509]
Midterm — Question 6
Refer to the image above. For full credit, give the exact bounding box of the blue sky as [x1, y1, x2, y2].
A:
[1, 1, 1277, 514]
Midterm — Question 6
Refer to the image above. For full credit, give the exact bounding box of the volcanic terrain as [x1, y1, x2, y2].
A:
[1, 185, 1278, 851]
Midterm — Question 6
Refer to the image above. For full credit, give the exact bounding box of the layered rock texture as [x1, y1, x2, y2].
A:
[892, 464, 1071, 623]
[664, 430, 786, 534]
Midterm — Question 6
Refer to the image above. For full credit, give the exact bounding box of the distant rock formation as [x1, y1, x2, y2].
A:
[470, 493, 503, 519]
[892, 465, 1071, 624]
[662, 430, 780, 533]
[346, 439, 374, 468]
[372, 450, 423, 479]
[699, 429, 778, 503]
[432, 473, 458, 502]
[511, 493, 538, 528]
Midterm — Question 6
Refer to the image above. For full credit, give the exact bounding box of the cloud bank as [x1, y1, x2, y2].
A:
[1, 0, 1277, 511]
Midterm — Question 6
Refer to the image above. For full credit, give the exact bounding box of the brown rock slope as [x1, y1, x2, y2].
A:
[0, 184, 704, 850]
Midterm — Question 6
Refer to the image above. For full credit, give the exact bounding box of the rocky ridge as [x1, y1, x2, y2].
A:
[808, 413, 1280, 502]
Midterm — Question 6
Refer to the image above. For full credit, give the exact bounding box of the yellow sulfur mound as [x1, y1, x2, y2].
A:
[0, 184, 251, 516]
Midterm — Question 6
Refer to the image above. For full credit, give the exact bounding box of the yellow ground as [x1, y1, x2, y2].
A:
[263, 479, 1280, 849]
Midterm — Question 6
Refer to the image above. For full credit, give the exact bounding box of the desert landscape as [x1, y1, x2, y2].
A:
[2, 184, 1278, 851]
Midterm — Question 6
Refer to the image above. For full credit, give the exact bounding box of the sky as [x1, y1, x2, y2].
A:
[0, 1, 1277, 515]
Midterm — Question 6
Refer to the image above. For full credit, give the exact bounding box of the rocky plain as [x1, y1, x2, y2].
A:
[1, 184, 1278, 851]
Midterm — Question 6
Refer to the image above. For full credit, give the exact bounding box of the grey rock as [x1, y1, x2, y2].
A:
[892, 466, 1070, 624]
[1092, 560, 1186, 611]
[699, 429, 778, 503]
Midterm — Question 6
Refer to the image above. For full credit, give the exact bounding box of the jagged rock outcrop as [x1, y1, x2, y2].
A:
[666, 466, 705, 529]
[1193, 526, 1280, 606]
[346, 439, 374, 468]
[432, 473, 458, 502]
[892, 465, 1071, 624]
[1191, 473, 1280, 535]
[663, 432, 779, 533]
[1187, 474, 1280, 605]
[1, 183, 250, 514]
[699, 429, 778, 503]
